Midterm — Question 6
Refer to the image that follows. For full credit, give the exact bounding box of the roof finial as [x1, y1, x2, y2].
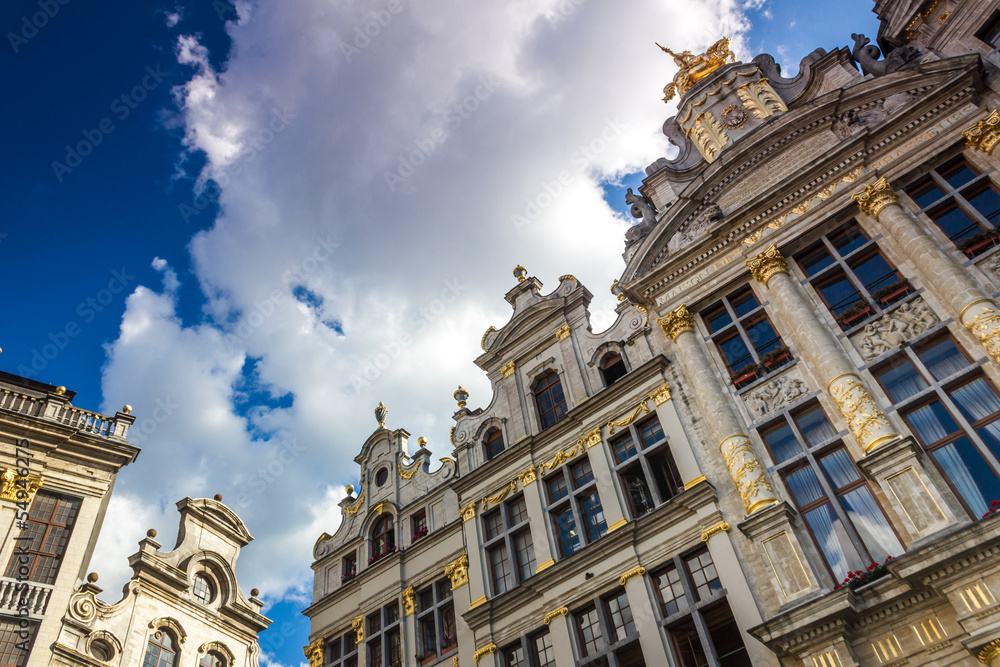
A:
[375, 402, 388, 428]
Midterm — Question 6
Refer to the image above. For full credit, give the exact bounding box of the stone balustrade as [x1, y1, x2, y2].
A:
[0, 577, 54, 618]
[0, 387, 131, 439]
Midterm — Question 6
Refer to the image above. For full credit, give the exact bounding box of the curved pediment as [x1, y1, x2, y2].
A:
[176, 497, 254, 547]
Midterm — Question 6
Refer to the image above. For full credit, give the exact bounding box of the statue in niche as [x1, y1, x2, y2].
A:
[624, 188, 657, 244]
[850, 33, 922, 77]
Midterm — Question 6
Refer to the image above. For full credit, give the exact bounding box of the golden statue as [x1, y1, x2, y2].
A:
[657, 37, 735, 102]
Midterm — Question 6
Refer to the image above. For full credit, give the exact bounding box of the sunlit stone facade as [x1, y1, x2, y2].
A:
[306, 1, 1000, 665]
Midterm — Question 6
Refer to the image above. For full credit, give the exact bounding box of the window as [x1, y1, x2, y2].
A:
[341, 552, 357, 584]
[200, 652, 226, 667]
[499, 629, 556, 667]
[906, 158, 1000, 257]
[483, 495, 535, 595]
[415, 579, 456, 662]
[652, 549, 751, 667]
[366, 601, 401, 667]
[411, 510, 428, 542]
[4, 491, 81, 585]
[375, 467, 389, 487]
[533, 371, 568, 429]
[795, 222, 911, 330]
[369, 516, 396, 562]
[977, 11, 1000, 48]
[611, 415, 684, 519]
[0, 619, 36, 667]
[873, 335, 1000, 518]
[485, 428, 505, 461]
[325, 629, 358, 667]
[191, 574, 214, 604]
[760, 403, 903, 581]
[572, 589, 644, 664]
[142, 630, 177, 667]
[600, 352, 628, 387]
[545, 458, 607, 559]
[702, 286, 789, 387]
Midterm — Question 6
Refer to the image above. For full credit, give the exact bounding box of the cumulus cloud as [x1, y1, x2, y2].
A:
[94, 0, 760, 614]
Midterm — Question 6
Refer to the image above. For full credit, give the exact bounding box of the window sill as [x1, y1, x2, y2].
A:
[734, 358, 799, 395]
[837, 289, 923, 337]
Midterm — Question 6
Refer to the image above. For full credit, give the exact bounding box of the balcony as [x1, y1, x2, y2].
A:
[0, 577, 54, 617]
[0, 387, 131, 440]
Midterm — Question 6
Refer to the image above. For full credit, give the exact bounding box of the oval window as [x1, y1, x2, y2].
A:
[375, 467, 389, 486]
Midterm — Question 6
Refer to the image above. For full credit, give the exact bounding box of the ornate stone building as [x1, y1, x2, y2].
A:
[306, 0, 1000, 665]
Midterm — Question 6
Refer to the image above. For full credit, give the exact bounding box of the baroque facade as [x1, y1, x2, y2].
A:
[306, 1, 1000, 666]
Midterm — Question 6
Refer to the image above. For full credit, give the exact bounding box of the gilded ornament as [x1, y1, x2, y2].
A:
[543, 607, 569, 625]
[689, 111, 730, 162]
[501, 361, 516, 378]
[618, 566, 646, 586]
[979, 638, 1000, 663]
[303, 639, 324, 667]
[481, 326, 497, 352]
[683, 475, 707, 490]
[657, 304, 695, 341]
[721, 104, 747, 129]
[852, 177, 900, 221]
[513, 265, 527, 282]
[700, 521, 731, 542]
[720, 435, 777, 514]
[482, 480, 518, 511]
[517, 465, 537, 486]
[746, 244, 789, 286]
[374, 402, 388, 428]
[581, 426, 603, 449]
[469, 596, 487, 609]
[343, 485, 365, 514]
[538, 442, 585, 475]
[555, 324, 572, 341]
[535, 558, 555, 573]
[828, 374, 898, 452]
[607, 518, 628, 533]
[658, 37, 735, 101]
[0, 468, 43, 503]
[402, 586, 416, 616]
[351, 616, 364, 644]
[559, 274, 579, 287]
[473, 644, 498, 662]
[397, 460, 417, 480]
[608, 401, 650, 434]
[444, 554, 469, 590]
[648, 381, 672, 405]
[454, 386, 469, 409]
[460, 502, 477, 522]
[737, 79, 788, 119]
[634, 303, 649, 328]
[961, 299, 1000, 367]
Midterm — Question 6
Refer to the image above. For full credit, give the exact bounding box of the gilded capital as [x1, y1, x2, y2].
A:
[963, 109, 1000, 154]
[500, 361, 515, 378]
[303, 639, 324, 667]
[0, 469, 43, 503]
[444, 554, 470, 590]
[746, 244, 789, 285]
[402, 585, 415, 616]
[657, 304, 696, 341]
[351, 616, 364, 644]
[851, 176, 899, 221]
[460, 501, 476, 522]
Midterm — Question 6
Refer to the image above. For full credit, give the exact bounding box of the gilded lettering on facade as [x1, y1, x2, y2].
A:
[746, 244, 789, 286]
[961, 299, 1000, 367]
[828, 374, 898, 452]
[851, 176, 900, 221]
[657, 304, 695, 340]
[445, 554, 470, 590]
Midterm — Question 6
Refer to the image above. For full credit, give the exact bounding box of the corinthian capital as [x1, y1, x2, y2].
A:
[657, 304, 695, 341]
[852, 176, 899, 221]
[746, 244, 789, 285]
[963, 109, 1000, 154]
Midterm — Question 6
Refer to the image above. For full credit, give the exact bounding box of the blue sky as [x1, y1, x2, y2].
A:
[1, 1, 880, 665]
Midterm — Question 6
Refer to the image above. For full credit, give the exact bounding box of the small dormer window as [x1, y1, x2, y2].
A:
[484, 428, 504, 461]
[200, 651, 226, 667]
[375, 467, 389, 487]
[533, 371, 567, 429]
[600, 353, 627, 387]
[192, 574, 214, 604]
[370, 515, 396, 562]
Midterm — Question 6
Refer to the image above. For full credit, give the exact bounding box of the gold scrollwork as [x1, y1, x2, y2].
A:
[555, 324, 572, 341]
[0, 468, 43, 503]
[460, 502, 477, 522]
[608, 401, 650, 435]
[828, 374, 898, 452]
[657, 304, 695, 341]
[398, 460, 417, 480]
[635, 303, 649, 328]
[538, 442, 585, 475]
[736, 79, 787, 119]
[481, 326, 497, 352]
[445, 554, 469, 590]
[700, 521, 731, 542]
[501, 361, 516, 378]
[618, 566, 646, 586]
[962, 300, 1000, 367]
[746, 244, 789, 286]
[543, 607, 569, 625]
[852, 176, 900, 222]
[482, 480, 518, 512]
[402, 586, 416, 616]
[648, 381, 672, 406]
[343, 485, 365, 515]
[721, 435, 777, 514]
[517, 465, 537, 486]
[473, 644, 498, 662]
[351, 616, 364, 644]
[303, 639, 324, 667]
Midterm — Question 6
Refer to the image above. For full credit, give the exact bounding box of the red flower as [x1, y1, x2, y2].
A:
[834, 584, 841, 590]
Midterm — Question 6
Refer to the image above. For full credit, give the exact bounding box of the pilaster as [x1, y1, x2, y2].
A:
[460, 512, 489, 610]
[545, 612, 577, 667]
[520, 468, 556, 573]
[584, 428, 627, 531]
[651, 397, 703, 484]
[737, 502, 823, 606]
[619, 567, 670, 665]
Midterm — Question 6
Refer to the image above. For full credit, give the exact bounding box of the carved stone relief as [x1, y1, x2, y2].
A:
[985, 254, 1000, 282]
[850, 297, 939, 361]
[669, 204, 722, 253]
[743, 369, 810, 420]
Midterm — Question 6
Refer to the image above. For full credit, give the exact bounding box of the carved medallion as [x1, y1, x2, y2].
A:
[721, 104, 748, 129]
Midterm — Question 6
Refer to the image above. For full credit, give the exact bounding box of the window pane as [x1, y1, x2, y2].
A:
[931, 437, 1000, 517]
[818, 449, 860, 490]
[817, 274, 862, 314]
[942, 161, 979, 189]
[704, 602, 753, 667]
[513, 529, 535, 581]
[929, 202, 982, 243]
[575, 607, 603, 657]
[546, 476, 568, 503]
[744, 317, 781, 356]
[613, 434, 638, 463]
[718, 332, 752, 371]
[508, 498, 528, 525]
[909, 179, 945, 208]
[840, 486, 903, 562]
[904, 400, 960, 445]
[649, 448, 683, 502]
[804, 503, 865, 581]
[533, 632, 556, 667]
[552, 507, 579, 557]
[655, 566, 684, 616]
[580, 491, 607, 542]
[485, 511, 503, 540]
[762, 421, 800, 463]
[966, 185, 1000, 226]
[685, 550, 722, 601]
[829, 223, 868, 256]
[730, 290, 759, 318]
[850, 252, 897, 293]
[502, 645, 524, 667]
[639, 418, 664, 448]
[622, 467, 654, 518]
[785, 467, 826, 507]
[918, 338, 968, 381]
[604, 590, 635, 641]
[571, 460, 594, 488]
[795, 405, 836, 447]
[489, 545, 514, 594]
[798, 245, 835, 277]
[876, 357, 928, 403]
[670, 616, 708, 667]
[950, 377, 1000, 423]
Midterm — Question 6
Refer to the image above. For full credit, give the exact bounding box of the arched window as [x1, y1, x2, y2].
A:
[600, 353, 627, 387]
[200, 651, 226, 667]
[533, 371, 568, 430]
[191, 574, 214, 604]
[143, 631, 177, 667]
[370, 515, 395, 560]
[484, 428, 504, 461]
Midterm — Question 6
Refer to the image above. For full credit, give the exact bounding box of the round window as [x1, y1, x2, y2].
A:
[375, 467, 389, 487]
[90, 639, 113, 662]
[192, 574, 214, 604]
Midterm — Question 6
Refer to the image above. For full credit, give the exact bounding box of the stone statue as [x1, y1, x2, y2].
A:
[625, 188, 657, 244]
[850, 33, 922, 77]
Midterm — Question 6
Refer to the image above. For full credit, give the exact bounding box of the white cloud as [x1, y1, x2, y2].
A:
[95, 0, 760, 610]
[165, 11, 182, 28]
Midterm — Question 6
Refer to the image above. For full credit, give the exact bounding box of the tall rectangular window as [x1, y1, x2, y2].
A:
[325, 629, 358, 667]
[760, 403, 903, 581]
[702, 286, 789, 387]
[795, 222, 910, 330]
[874, 335, 1000, 519]
[499, 628, 557, 667]
[5, 491, 81, 585]
[611, 415, 684, 519]
[482, 495, 535, 596]
[365, 601, 401, 667]
[572, 589, 644, 663]
[906, 158, 1000, 257]
[415, 578, 456, 662]
[0, 620, 36, 667]
[545, 459, 606, 559]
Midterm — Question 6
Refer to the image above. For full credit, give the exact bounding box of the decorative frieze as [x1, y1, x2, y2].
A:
[852, 297, 939, 360]
[743, 372, 809, 420]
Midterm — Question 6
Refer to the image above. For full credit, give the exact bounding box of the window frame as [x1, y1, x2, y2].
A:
[0, 619, 37, 667]
[498, 628, 557, 667]
[599, 352, 628, 387]
[544, 458, 607, 560]
[410, 510, 428, 543]
[700, 285, 790, 386]
[482, 494, 536, 596]
[484, 427, 506, 462]
[341, 551, 357, 585]
[142, 629, 179, 667]
[532, 370, 569, 430]
[324, 629, 359, 667]
[414, 579, 457, 662]
[365, 601, 402, 667]
[369, 515, 396, 561]
[609, 414, 683, 520]
[570, 588, 643, 665]
[4, 490, 82, 585]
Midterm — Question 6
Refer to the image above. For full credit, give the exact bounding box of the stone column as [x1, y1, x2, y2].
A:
[853, 176, 1000, 366]
[746, 245, 899, 453]
[657, 307, 778, 515]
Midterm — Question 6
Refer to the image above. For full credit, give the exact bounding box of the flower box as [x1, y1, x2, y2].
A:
[961, 231, 999, 258]
[367, 545, 397, 564]
[761, 347, 792, 371]
[441, 634, 457, 652]
[872, 280, 912, 306]
[412, 526, 429, 543]
[837, 303, 874, 329]
[340, 572, 356, 584]
[732, 365, 760, 389]
[982, 499, 1000, 519]
[833, 556, 893, 591]
[416, 652, 437, 666]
